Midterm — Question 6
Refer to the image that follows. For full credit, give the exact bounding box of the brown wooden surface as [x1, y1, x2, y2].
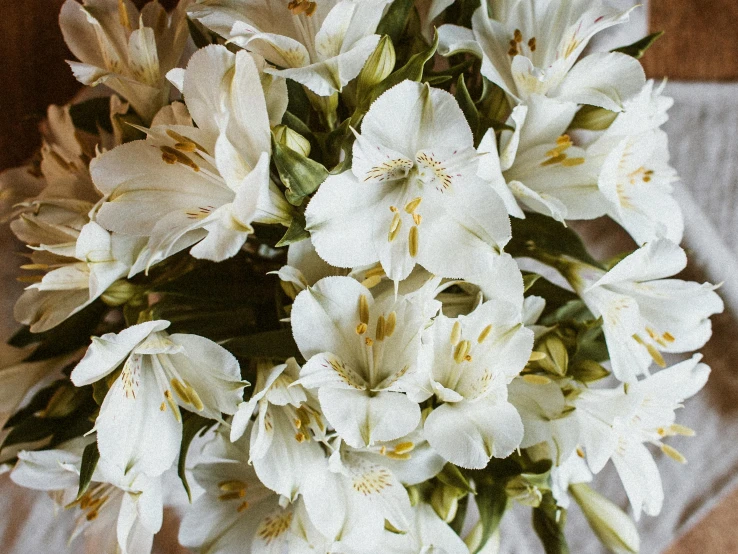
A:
[644, 0, 738, 81]
[0, 0, 81, 171]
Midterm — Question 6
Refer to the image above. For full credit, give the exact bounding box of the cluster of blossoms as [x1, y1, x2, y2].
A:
[0, 0, 724, 553]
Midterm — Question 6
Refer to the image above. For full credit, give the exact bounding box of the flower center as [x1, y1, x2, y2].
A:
[540, 135, 585, 168]
[508, 28, 537, 57]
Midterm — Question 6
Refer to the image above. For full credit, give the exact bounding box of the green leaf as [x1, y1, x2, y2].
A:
[77, 441, 100, 499]
[473, 481, 508, 554]
[276, 214, 310, 247]
[532, 492, 570, 554]
[69, 97, 114, 134]
[508, 212, 602, 268]
[222, 328, 301, 361]
[179, 413, 216, 501]
[525, 277, 580, 321]
[371, 31, 438, 101]
[377, 0, 414, 44]
[612, 31, 664, 59]
[523, 272, 542, 292]
[286, 79, 312, 122]
[455, 74, 481, 143]
[449, 494, 469, 535]
[436, 463, 475, 494]
[272, 138, 329, 207]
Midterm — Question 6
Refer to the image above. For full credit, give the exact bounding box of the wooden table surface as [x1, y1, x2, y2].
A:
[1, 1, 737, 552]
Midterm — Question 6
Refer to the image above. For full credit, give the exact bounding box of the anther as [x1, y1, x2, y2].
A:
[453, 340, 471, 364]
[404, 197, 422, 213]
[376, 316, 386, 341]
[522, 374, 552, 385]
[356, 323, 368, 335]
[409, 226, 419, 257]
[661, 444, 686, 464]
[359, 294, 370, 325]
[477, 324, 493, 343]
[385, 312, 397, 337]
[451, 321, 462, 345]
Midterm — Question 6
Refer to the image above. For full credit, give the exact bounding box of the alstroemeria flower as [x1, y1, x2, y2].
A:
[92, 46, 292, 269]
[589, 81, 684, 245]
[478, 95, 606, 222]
[230, 359, 327, 502]
[188, 0, 391, 96]
[11, 440, 163, 554]
[60, 0, 192, 122]
[575, 355, 709, 518]
[179, 429, 302, 553]
[292, 276, 427, 448]
[301, 445, 414, 551]
[418, 296, 532, 469]
[71, 320, 247, 478]
[15, 221, 144, 333]
[439, 0, 645, 110]
[306, 80, 511, 283]
[565, 239, 723, 382]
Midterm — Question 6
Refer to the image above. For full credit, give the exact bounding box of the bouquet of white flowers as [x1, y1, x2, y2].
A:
[0, 0, 724, 552]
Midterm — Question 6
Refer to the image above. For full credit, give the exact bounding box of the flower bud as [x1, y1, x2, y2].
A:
[357, 35, 396, 94]
[533, 334, 569, 376]
[570, 483, 640, 554]
[430, 483, 461, 523]
[101, 279, 139, 307]
[570, 359, 610, 383]
[273, 125, 311, 157]
[570, 105, 618, 131]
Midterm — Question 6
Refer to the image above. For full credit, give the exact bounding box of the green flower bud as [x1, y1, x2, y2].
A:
[533, 334, 569, 376]
[273, 125, 311, 157]
[505, 475, 544, 507]
[357, 35, 396, 94]
[431, 483, 463, 523]
[570, 483, 640, 554]
[101, 279, 139, 307]
[570, 105, 618, 131]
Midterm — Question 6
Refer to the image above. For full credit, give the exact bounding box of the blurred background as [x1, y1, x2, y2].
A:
[1, 0, 737, 552]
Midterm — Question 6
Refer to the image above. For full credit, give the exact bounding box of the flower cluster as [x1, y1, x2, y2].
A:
[0, 0, 724, 553]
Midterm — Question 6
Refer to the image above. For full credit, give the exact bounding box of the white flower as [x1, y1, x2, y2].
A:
[11, 441, 163, 554]
[301, 445, 414, 551]
[589, 81, 683, 245]
[566, 239, 723, 382]
[71, 320, 247, 478]
[230, 359, 327, 502]
[188, 0, 391, 96]
[418, 293, 532, 469]
[439, 0, 645, 109]
[378, 502, 468, 553]
[292, 276, 426, 448]
[478, 95, 606, 222]
[306, 80, 511, 283]
[60, 0, 192, 122]
[179, 429, 301, 553]
[550, 451, 592, 510]
[575, 355, 709, 518]
[92, 45, 292, 268]
[14, 221, 144, 332]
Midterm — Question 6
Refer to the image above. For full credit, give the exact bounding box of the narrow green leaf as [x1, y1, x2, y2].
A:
[77, 441, 100, 499]
[272, 138, 329, 207]
[612, 31, 664, 59]
[222, 329, 301, 361]
[474, 482, 508, 554]
[377, 0, 414, 44]
[508, 212, 602, 268]
[532, 492, 570, 554]
[179, 413, 215, 502]
[437, 463, 475, 494]
[276, 215, 310, 247]
[455, 74, 481, 143]
[186, 17, 218, 49]
[523, 272, 541, 293]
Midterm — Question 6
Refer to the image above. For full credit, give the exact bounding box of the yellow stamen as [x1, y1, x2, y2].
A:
[661, 444, 687, 464]
[408, 226, 419, 257]
[670, 424, 695, 437]
[356, 322, 368, 335]
[376, 316, 386, 341]
[477, 324, 493, 343]
[453, 340, 471, 364]
[393, 442, 415, 455]
[450, 321, 462, 345]
[365, 337, 374, 347]
[413, 213, 422, 226]
[237, 501, 250, 512]
[359, 294, 370, 325]
[361, 275, 383, 289]
[404, 197, 422, 213]
[529, 351, 547, 362]
[385, 312, 397, 338]
[219, 480, 247, 492]
[561, 157, 585, 167]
